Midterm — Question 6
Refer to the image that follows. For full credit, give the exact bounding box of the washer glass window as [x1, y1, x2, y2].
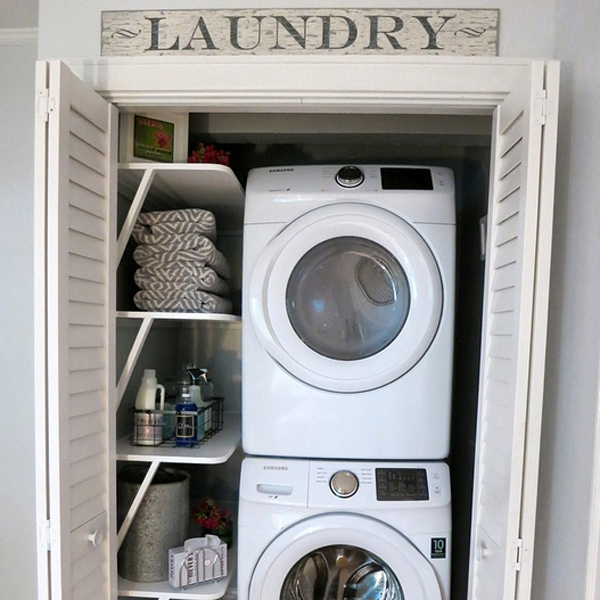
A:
[281, 544, 404, 600]
[286, 237, 410, 361]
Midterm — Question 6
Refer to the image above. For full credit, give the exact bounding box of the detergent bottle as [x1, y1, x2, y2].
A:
[133, 369, 165, 446]
[174, 385, 198, 447]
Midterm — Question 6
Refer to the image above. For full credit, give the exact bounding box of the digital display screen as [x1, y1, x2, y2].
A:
[380, 167, 434, 190]
[375, 468, 429, 501]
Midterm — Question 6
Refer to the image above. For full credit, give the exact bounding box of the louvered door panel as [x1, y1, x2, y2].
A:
[41, 60, 117, 600]
[70, 512, 110, 600]
[469, 63, 546, 600]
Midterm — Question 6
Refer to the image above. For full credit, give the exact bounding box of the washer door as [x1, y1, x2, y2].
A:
[248, 203, 443, 392]
[248, 514, 442, 600]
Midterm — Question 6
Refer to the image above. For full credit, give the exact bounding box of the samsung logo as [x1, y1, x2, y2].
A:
[263, 465, 289, 471]
[269, 168, 294, 173]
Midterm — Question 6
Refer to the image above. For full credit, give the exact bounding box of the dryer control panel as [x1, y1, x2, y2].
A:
[244, 164, 455, 226]
[333, 165, 436, 191]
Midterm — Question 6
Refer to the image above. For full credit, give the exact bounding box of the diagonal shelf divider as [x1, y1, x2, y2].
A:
[117, 168, 156, 266]
[117, 459, 161, 551]
[116, 314, 155, 410]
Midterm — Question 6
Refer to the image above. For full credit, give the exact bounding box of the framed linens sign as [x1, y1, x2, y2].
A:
[101, 9, 499, 57]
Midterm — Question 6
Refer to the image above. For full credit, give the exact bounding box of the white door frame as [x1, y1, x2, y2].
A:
[70, 55, 534, 114]
[48, 55, 558, 600]
[587, 390, 600, 600]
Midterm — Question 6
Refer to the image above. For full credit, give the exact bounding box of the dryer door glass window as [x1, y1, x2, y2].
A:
[281, 545, 404, 600]
[286, 237, 410, 360]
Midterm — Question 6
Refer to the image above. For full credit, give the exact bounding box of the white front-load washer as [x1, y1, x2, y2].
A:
[242, 165, 455, 459]
[237, 457, 451, 600]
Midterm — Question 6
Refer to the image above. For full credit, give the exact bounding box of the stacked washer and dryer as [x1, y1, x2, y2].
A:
[238, 165, 456, 600]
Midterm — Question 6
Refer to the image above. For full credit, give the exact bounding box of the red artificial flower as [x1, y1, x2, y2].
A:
[192, 497, 232, 532]
[187, 143, 230, 166]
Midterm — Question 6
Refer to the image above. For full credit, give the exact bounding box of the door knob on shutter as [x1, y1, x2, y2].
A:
[88, 529, 104, 547]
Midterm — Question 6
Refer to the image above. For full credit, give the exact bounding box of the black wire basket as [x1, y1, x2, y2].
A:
[130, 397, 224, 447]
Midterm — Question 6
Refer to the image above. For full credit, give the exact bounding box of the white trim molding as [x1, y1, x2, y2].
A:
[66, 55, 533, 114]
[0, 27, 38, 46]
[585, 377, 600, 600]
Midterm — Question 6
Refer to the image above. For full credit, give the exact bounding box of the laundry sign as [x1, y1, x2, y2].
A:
[101, 9, 498, 57]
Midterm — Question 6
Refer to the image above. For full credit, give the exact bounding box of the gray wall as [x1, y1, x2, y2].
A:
[0, 38, 38, 600]
[533, 0, 600, 598]
[36, 0, 555, 59]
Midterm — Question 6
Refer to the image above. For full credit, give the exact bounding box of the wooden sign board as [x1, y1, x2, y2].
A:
[101, 9, 498, 57]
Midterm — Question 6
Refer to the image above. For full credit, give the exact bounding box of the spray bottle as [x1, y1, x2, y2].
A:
[187, 367, 213, 439]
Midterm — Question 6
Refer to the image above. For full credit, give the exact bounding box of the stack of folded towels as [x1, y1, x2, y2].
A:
[131, 208, 233, 314]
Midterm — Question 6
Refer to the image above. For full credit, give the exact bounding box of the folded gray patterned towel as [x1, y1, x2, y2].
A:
[134, 266, 230, 296]
[133, 289, 233, 314]
[133, 236, 231, 280]
[136, 208, 217, 238]
[133, 221, 217, 245]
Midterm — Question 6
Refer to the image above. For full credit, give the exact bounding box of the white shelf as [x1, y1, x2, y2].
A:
[118, 577, 230, 600]
[117, 311, 241, 324]
[118, 162, 245, 230]
[116, 413, 241, 464]
[118, 550, 235, 600]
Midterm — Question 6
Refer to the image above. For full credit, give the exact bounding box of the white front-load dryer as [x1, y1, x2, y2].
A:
[242, 165, 455, 459]
[237, 457, 451, 600]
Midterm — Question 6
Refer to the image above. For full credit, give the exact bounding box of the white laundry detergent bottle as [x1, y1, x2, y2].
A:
[133, 369, 165, 446]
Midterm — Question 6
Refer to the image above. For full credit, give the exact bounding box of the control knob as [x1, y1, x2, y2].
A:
[335, 166, 364, 188]
[330, 470, 359, 498]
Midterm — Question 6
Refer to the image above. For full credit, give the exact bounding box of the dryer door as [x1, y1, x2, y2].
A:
[248, 203, 443, 392]
[248, 514, 442, 600]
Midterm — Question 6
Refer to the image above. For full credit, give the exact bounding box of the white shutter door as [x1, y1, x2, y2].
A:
[36, 60, 117, 600]
[469, 62, 558, 600]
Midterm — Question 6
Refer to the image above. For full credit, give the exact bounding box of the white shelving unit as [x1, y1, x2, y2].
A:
[116, 162, 245, 600]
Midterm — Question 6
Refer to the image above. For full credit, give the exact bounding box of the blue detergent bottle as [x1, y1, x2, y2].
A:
[174, 385, 198, 447]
